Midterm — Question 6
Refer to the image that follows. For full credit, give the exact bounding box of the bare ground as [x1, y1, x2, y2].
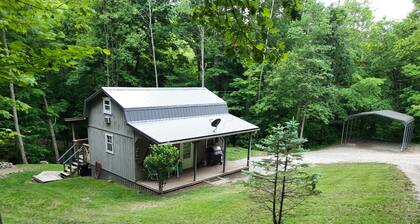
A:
[0, 166, 20, 177]
[302, 141, 420, 200]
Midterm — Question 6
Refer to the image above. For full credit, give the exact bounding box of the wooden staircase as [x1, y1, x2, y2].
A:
[32, 139, 89, 183]
[58, 139, 89, 178]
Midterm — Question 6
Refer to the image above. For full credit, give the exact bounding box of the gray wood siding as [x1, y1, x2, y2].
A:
[88, 96, 133, 137]
[196, 140, 207, 164]
[88, 127, 136, 181]
[87, 96, 136, 182]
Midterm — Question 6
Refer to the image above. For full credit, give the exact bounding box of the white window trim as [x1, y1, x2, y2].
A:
[103, 97, 112, 115]
[105, 133, 114, 154]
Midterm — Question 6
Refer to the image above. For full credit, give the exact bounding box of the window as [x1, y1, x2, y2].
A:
[103, 97, 111, 115]
[182, 143, 191, 159]
[105, 133, 113, 154]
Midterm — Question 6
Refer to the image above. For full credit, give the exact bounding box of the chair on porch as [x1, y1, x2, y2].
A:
[146, 167, 158, 181]
[167, 160, 182, 178]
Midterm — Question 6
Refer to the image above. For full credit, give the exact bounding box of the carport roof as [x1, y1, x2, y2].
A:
[347, 110, 414, 125]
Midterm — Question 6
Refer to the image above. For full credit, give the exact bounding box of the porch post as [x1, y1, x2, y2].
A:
[193, 142, 197, 181]
[247, 134, 252, 167]
[223, 137, 227, 173]
[71, 123, 76, 141]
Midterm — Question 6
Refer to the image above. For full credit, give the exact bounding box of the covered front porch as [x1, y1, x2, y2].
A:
[137, 158, 247, 193]
[130, 112, 259, 193]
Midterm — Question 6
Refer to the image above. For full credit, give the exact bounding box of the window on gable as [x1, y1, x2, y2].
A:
[103, 97, 111, 114]
[105, 133, 113, 154]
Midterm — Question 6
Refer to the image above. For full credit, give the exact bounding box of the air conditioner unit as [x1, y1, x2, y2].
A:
[104, 116, 111, 124]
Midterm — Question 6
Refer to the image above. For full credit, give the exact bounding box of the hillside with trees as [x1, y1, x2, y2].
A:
[1, 0, 419, 163]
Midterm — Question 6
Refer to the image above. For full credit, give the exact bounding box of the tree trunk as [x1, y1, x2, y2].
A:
[257, 0, 276, 100]
[272, 152, 280, 224]
[300, 113, 306, 138]
[148, 0, 158, 87]
[277, 153, 289, 224]
[2, 29, 28, 164]
[195, 48, 201, 82]
[104, 25, 110, 86]
[200, 26, 205, 87]
[158, 179, 163, 193]
[43, 94, 60, 163]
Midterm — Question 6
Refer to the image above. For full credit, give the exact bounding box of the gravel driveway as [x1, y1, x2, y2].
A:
[302, 141, 420, 200]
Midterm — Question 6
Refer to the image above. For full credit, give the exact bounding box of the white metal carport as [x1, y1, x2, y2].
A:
[341, 110, 415, 151]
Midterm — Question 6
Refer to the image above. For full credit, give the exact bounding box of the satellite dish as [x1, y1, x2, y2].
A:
[211, 118, 221, 132]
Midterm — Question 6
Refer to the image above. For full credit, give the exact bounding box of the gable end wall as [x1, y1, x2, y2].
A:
[87, 96, 136, 182]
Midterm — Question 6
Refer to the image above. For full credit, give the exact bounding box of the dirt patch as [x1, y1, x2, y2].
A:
[0, 167, 21, 177]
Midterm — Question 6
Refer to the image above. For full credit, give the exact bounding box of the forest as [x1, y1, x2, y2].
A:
[0, 0, 419, 164]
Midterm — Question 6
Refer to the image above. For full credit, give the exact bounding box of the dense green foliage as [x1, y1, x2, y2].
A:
[143, 144, 179, 192]
[0, 0, 419, 163]
[0, 163, 419, 223]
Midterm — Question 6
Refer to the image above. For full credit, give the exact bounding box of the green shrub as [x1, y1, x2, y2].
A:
[143, 144, 179, 193]
[26, 144, 51, 163]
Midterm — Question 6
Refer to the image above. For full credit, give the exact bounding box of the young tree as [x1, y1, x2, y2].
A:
[143, 144, 179, 193]
[245, 120, 319, 224]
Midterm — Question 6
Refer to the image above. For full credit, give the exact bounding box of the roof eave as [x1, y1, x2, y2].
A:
[128, 124, 259, 145]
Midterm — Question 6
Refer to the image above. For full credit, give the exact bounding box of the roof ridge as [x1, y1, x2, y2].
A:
[124, 103, 227, 111]
[102, 87, 207, 91]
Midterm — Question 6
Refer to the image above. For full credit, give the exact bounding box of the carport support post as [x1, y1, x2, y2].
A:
[223, 137, 227, 173]
[341, 121, 346, 144]
[349, 119, 354, 142]
[401, 125, 408, 151]
[247, 134, 252, 167]
[345, 119, 350, 143]
[193, 142, 197, 181]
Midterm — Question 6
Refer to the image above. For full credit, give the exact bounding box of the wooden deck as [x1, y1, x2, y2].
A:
[136, 159, 248, 193]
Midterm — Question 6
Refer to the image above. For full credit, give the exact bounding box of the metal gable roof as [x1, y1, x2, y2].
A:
[101, 87, 226, 109]
[128, 113, 259, 144]
[84, 87, 259, 142]
[347, 110, 414, 125]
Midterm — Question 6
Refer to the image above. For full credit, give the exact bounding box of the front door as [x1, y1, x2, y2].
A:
[181, 142, 193, 169]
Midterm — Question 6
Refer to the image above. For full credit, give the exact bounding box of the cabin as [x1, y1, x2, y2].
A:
[70, 87, 258, 193]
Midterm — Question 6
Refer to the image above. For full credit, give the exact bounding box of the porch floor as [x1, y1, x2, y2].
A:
[136, 159, 248, 193]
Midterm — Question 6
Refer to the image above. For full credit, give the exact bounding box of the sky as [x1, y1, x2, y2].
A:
[320, 0, 415, 21]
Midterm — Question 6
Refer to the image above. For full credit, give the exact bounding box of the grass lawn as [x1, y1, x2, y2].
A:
[226, 146, 267, 161]
[0, 163, 419, 224]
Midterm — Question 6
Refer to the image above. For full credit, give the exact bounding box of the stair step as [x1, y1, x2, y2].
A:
[64, 166, 77, 173]
[60, 171, 71, 177]
[71, 162, 78, 166]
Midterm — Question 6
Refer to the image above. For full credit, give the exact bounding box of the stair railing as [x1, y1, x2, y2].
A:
[58, 144, 76, 163]
[63, 145, 84, 174]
